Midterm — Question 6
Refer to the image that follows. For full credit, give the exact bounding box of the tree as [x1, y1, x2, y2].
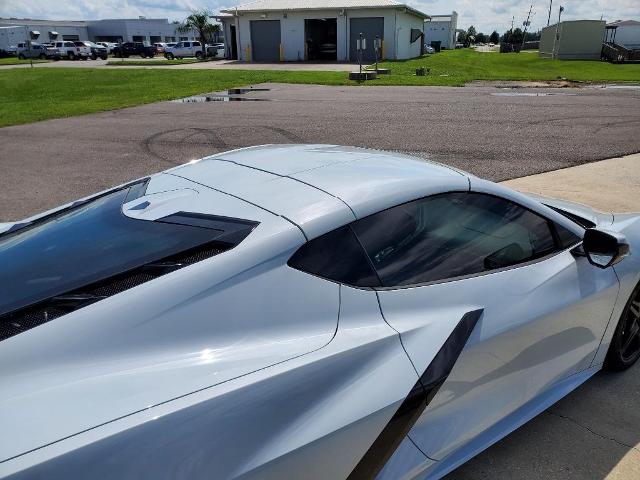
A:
[457, 30, 467, 45]
[475, 32, 487, 43]
[467, 25, 477, 38]
[177, 9, 220, 59]
[489, 31, 500, 44]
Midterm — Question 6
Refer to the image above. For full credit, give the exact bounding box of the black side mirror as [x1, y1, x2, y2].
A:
[580, 228, 630, 268]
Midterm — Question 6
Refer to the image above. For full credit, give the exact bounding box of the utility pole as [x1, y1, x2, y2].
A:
[552, 6, 564, 59]
[521, 5, 533, 50]
[547, 0, 553, 26]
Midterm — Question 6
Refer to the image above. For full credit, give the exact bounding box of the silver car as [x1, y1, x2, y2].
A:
[1, 145, 639, 479]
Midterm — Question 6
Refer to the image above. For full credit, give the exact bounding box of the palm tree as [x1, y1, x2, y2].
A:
[177, 9, 220, 60]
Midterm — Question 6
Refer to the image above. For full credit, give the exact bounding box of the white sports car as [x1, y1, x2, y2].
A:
[1, 145, 639, 479]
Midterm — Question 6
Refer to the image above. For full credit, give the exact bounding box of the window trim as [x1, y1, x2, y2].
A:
[287, 190, 584, 291]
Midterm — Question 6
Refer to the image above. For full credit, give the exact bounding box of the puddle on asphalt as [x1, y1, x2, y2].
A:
[172, 88, 271, 103]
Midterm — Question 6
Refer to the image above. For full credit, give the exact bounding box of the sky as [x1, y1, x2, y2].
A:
[1, 0, 639, 34]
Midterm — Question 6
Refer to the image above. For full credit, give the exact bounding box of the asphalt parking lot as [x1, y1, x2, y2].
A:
[1, 82, 640, 479]
[1, 82, 639, 221]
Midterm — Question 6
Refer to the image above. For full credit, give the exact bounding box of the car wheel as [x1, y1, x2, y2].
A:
[165, 53, 174, 60]
[195, 51, 203, 59]
[101, 55, 108, 60]
[91, 54, 97, 60]
[39, 53, 47, 60]
[605, 282, 640, 370]
[68, 52, 76, 60]
[18, 54, 25, 60]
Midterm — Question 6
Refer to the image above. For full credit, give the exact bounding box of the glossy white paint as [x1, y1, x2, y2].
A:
[2, 145, 640, 480]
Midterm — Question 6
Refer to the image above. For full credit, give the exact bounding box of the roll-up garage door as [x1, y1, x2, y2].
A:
[349, 17, 384, 62]
[250, 20, 281, 61]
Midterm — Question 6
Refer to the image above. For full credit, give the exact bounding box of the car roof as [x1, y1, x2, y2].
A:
[169, 145, 470, 238]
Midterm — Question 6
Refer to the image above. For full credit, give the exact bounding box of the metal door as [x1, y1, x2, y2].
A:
[250, 20, 281, 61]
[349, 17, 384, 62]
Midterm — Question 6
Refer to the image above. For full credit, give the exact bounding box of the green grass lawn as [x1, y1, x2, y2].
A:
[0, 57, 49, 65]
[106, 58, 203, 66]
[375, 49, 640, 85]
[1, 49, 638, 127]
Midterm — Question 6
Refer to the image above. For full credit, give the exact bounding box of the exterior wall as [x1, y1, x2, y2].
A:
[614, 24, 640, 49]
[228, 8, 424, 62]
[0, 24, 88, 49]
[395, 11, 423, 59]
[540, 20, 605, 60]
[88, 19, 199, 44]
[423, 12, 458, 49]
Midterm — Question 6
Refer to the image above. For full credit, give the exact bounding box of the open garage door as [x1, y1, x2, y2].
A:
[349, 17, 384, 62]
[250, 20, 281, 62]
[305, 18, 337, 61]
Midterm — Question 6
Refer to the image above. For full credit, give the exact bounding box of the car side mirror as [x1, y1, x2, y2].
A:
[580, 228, 629, 268]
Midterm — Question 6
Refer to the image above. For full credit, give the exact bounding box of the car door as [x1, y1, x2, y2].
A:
[349, 191, 619, 461]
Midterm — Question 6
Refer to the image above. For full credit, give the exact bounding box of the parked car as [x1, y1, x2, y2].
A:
[78, 41, 108, 60]
[14, 42, 51, 60]
[1, 145, 640, 480]
[164, 41, 203, 59]
[51, 40, 91, 60]
[95, 42, 116, 54]
[112, 42, 156, 58]
[153, 42, 168, 54]
[206, 42, 225, 58]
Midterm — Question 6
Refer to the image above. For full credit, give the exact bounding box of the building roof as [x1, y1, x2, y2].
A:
[607, 19, 640, 27]
[220, 0, 429, 19]
[0, 18, 88, 27]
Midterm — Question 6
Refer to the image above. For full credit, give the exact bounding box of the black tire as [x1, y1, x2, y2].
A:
[195, 51, 203, 59]
[91, 54, 97, 60]
[165, 53, 174, 60]
[18, 54, 25, 60]
[100, 55, 108, 60]
[39, 53, 47, 60]
[605, 282, 640, 371]
[68, 52, 76, 60]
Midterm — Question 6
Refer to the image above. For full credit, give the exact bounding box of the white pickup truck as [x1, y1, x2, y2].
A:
[164, 41, 203, 60]
[51, 41, 91, 60]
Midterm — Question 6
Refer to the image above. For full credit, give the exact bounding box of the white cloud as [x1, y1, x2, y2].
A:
[1, 0, 638, 33]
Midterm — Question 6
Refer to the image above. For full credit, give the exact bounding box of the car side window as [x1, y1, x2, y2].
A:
[287, 225, 381, 287]
[351, 192, 563, 287]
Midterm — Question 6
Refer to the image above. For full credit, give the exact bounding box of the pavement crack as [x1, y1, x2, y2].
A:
[546, 410, 640, 453]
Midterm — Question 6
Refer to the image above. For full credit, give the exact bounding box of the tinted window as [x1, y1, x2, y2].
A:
[0, 185, 255, 316]
[352, 192, 559, 287]
[288, 225, 380, 287]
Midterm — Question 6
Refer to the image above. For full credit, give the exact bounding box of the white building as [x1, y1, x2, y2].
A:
[0, 17, 202, 50]
[217, 0, 429, 62]
[423, 11, 457, 50]
[606, 19, 640, 49]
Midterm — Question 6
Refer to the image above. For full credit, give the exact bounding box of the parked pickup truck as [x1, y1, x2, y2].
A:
[164, 41, 203, 59]
[112, 42, 156, 58]
[51, 41, 91, 60]
[15, 42, 51, 59]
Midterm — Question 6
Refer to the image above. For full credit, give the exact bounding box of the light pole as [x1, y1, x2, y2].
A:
[547, 0, 553, 26]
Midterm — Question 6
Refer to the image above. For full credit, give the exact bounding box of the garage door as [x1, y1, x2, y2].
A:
[250, 20, 281, 62]
[350, 17, 384, 62]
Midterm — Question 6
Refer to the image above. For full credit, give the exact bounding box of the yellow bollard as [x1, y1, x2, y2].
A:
[279, 44, 284, 62]
[381, 40, 386, 60]
[245, 45, 251, 62]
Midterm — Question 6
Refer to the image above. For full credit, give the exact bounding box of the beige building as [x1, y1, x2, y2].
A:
[539, 20, 605, 60]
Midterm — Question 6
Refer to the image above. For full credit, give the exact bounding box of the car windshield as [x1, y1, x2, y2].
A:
[0, 183, 254, 316]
